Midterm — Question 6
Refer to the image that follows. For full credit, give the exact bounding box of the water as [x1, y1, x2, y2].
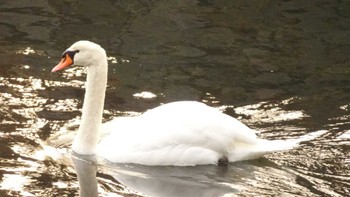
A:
[0, 0, 349, 196]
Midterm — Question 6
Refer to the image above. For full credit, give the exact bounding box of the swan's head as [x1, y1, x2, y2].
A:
[52, 40, 106, 72]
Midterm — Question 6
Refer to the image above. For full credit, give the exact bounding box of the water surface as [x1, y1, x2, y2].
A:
[0, 0, 349, 196]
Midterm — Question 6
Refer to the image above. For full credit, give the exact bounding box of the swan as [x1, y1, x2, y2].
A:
[51, 40, 326, 166]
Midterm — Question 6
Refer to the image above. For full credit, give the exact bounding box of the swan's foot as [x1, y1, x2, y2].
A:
[218, 156, 229, 166]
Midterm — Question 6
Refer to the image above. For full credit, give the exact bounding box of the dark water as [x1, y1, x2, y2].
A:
[0, 0, 349, 196]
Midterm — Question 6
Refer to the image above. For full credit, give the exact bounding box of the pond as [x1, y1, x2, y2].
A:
[0, 0, 349, 196]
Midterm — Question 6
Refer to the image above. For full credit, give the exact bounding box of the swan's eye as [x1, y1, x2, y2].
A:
[61, 50, 80, 59]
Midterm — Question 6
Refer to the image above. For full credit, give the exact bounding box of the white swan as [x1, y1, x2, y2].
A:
[52, 40, 326, 166]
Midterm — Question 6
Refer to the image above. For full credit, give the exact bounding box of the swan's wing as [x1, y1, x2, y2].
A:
[97, 101, 259, 165]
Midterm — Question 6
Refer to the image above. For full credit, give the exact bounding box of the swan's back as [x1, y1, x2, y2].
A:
[97, 101, 259, 166]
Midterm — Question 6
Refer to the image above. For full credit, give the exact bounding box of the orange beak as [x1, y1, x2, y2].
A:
[51, 54, 73, 72]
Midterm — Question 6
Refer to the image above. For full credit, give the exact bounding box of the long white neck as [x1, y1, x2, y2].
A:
[72, 58, 108, 155]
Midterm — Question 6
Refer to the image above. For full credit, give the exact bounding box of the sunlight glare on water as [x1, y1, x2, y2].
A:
[234, 98, 307, 124]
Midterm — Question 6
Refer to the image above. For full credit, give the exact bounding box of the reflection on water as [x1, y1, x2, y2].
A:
[72, 153, 239, 197]
[72, 155, 98, 197]
[106, 163, 239, 197]
[1, 0, 350, 196]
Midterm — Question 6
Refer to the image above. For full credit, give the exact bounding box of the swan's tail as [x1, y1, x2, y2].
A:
[258, 129, 327, 152]
[228, 130, 327, 162]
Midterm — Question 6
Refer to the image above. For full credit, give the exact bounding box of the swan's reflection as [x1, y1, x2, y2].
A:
[105, 163, 240, 197]
[71, 154, 98, 197]
[72, 153, 243, 197]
